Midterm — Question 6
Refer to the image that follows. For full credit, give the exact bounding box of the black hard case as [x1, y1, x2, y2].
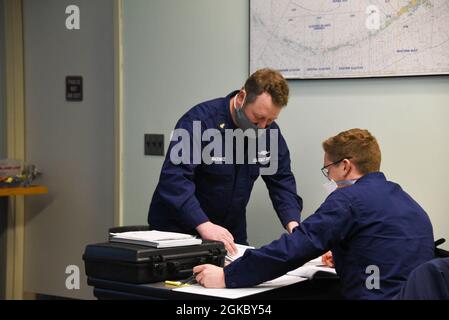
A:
[83, 226, 226, 284]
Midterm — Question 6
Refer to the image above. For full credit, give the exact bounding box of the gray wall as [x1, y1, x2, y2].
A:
[122, 0, 249, 225]
[122, 0, 449, 250]
[23, 0, 115, 299]
[0, 0, 6, 300]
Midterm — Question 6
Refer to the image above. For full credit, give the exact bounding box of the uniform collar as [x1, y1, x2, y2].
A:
[355, 172, 386, 184]
[216, 90, 239, 132]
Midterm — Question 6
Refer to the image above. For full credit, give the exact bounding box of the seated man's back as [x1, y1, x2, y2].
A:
[328, 172, 434, 299]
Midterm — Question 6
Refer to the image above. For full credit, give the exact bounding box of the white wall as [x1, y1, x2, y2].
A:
[122, 0, 449, 249]
[23, 0, 115, 299]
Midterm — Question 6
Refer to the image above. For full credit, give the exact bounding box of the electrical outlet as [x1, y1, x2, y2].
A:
[144, 134, 164, 156]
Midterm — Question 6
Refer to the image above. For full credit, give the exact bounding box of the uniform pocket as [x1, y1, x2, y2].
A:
[195, 164, 234, 206]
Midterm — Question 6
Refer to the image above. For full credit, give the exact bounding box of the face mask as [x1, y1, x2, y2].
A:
[323, 179, 358, 195]
[234, 93, 263, 137]
[323, 179, 338, 194]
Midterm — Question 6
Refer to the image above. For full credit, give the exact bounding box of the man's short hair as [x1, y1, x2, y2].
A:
[322, 128, 381, 174]
[244, 68, 289, 107]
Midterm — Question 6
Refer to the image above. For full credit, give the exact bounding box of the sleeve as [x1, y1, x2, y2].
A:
[261, 128, 303, 227]
[155, 119, 209, 229]
[224, 191, 354, 288]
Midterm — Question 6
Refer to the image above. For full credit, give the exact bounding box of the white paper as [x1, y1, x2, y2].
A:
[109, 230, 202, 248]
[110, 230, 197, 241]
[173, 275, 307, 299]
[225, 243, 255, 263]
[287, 257, 337, 279]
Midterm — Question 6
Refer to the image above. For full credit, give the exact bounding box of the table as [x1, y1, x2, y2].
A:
[0, 185, 48, 197]
[87, 274, 342, 300]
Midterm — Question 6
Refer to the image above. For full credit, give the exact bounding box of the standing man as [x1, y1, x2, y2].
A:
[193, 129, 435, 299]
[148, 68, 303, 254]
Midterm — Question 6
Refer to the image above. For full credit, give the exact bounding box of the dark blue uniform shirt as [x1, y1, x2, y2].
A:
[148, 91, 303, 244]
[224, 172, 434, 299]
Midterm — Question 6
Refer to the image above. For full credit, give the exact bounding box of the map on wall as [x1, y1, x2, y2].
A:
[250, 0, 449, 79]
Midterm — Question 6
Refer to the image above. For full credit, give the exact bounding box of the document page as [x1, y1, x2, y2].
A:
[287, 257, 337, 279]
[173, 275, 307, 299]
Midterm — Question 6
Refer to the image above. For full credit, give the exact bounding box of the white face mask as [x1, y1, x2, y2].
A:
[323, 179, 358, 195]
[323, 179, 338, 194]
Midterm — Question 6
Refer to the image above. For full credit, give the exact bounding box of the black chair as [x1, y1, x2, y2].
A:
[435, 238, 449, 258]
[394, 257, 449, 300]
[394, 239, 449, 300]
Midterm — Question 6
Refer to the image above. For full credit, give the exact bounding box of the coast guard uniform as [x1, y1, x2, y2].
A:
[224, 172, 434, 299]
[148, 91, 303, 244]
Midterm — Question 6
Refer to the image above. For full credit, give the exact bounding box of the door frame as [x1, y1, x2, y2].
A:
[4, 0, 25, 300]
[114, 0, 123, 228]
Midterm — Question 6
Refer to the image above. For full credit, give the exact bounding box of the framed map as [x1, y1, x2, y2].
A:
[250, 0, 449, 79]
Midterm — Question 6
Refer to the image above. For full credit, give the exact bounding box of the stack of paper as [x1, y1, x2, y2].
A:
[110, 230, 202, 248]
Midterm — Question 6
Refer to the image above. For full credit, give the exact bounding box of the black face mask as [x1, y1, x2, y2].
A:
[233, 92, 269, 138]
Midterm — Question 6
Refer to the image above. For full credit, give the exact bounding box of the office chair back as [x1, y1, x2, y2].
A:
[395, 257, 449, 300]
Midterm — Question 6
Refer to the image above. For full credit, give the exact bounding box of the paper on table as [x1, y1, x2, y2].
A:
[287, 256, 337, 279]
[173, 275, 307, 299]
[225, 243, 255, 263]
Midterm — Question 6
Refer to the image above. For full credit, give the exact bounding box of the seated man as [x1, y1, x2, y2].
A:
[193, 128, 435, 300]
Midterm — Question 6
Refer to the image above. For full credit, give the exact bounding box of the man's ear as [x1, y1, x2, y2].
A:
[236, 90, 247, 109]
[343, 159, 351, 174]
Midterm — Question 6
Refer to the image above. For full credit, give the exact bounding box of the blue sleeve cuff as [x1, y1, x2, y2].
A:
[180, 198, 209, 229]
[278, 207, 301, 228]
[224, 262, 242, 288]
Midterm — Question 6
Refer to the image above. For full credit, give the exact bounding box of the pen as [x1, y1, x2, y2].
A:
[164, 280, 184, 286]
[183, 273, 198, 285]
[164, 273, 197, 287]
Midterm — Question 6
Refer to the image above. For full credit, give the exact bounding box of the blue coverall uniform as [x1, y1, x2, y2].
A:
[148, 91, 303, 244]
[224, 172, 435, 299]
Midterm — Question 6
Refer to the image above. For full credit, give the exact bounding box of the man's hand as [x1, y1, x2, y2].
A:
[286, 221, 299, 234]
[196, 221, 238, 256]
[322, 251, 335, 268]
[193, 264, 225, 288]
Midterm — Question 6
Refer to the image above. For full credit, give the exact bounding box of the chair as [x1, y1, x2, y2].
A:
[395, 257, 449, 300]
[435, 238, 449, 258]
